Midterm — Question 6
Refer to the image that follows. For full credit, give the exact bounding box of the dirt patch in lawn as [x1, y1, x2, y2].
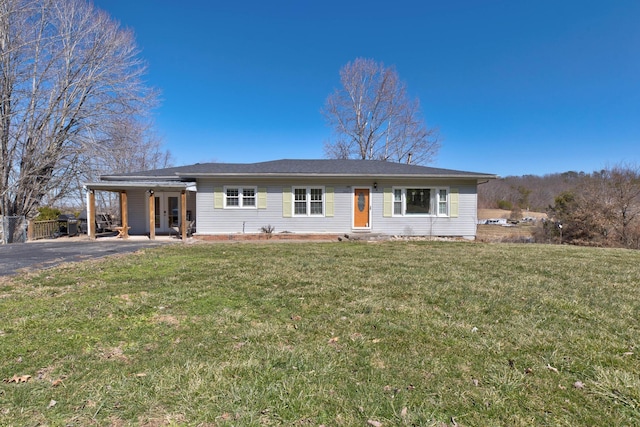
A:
[476, 224, 539, 242]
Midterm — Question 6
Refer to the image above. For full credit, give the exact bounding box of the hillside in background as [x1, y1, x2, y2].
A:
[478, 171, 588, 211]
[478, 166, 640, 249]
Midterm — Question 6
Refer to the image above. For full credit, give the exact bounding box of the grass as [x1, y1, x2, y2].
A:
[476, 223, 538, 243]
[0, 241, 639, 426]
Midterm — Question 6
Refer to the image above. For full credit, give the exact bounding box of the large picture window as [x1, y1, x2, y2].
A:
[292, 187, 324, 216]
[393, 187, 449, 216]
[406, 188, 431, 214]
[224, 187, 257, 208]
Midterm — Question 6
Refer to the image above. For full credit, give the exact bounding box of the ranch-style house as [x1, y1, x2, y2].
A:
[84, 159, 497, 240]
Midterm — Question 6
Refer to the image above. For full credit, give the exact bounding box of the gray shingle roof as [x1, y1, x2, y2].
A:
[103, 159, 496, 180]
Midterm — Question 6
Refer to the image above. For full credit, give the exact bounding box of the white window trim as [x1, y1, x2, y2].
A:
[292, 186, 325, 217]
[392, 186, 450, 217]
[223, 186, 258, 209]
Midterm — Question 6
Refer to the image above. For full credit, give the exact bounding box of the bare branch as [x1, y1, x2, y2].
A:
[0, 0, 166, 218]
[322, 58, 439, 165]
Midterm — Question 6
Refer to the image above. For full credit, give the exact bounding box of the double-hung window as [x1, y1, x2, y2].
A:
[393, 187, 449, 216]
[438, 189, 448, 215]
[293, 187, 324, 216]
[294, 188, 307, 215]
[394, 189, 403, 215]
[224, 186, 257, 208]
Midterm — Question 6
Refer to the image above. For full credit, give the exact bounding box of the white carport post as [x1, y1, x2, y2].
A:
[86, 187, 96, 240]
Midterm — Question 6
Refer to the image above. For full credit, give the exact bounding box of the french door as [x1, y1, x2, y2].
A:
[153, 192, 180, 233]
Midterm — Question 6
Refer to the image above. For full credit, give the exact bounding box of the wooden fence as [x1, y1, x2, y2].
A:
[29, 220, 60, 240]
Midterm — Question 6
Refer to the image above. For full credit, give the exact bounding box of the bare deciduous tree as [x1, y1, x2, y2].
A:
[96, 118, 172, 175]
[42, 118, 172, 217]
[0, 0, 160, 220]
[595, 165, 640, 247]
[322, 58, 439, 165]
[66, 116, 172, 212]
[541, 164, 640, 248]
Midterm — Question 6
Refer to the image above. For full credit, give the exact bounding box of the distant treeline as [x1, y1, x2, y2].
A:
[478, 171, 588, 212]
[479, 165, 640, 249]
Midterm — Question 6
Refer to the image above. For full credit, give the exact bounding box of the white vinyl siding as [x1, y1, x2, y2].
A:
[126, 189, 147, 235]
[197, 181, 347, 234]
[125, 189, 197, 235]
[376, 184, 475, 237]
[194, 180, 477, 238]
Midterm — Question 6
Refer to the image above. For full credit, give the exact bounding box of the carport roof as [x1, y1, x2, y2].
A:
[84, 181, 196, 191]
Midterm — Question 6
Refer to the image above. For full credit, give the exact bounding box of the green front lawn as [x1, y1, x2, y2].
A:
[1, 241, 639, 426]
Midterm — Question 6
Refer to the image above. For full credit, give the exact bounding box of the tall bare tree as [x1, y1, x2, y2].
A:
[0, 0, 159, 220]
[596, 165, 640, 247]
[322, 58, 439, 165]
[60, 115, 172, 212]
[73, 116, 171, 213]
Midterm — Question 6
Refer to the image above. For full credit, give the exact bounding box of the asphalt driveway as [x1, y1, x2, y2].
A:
[0, 238, 171, 276]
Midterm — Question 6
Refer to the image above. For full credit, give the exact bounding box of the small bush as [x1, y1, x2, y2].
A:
[497, 199, 513, 210]
[510, 206, 522, 221]
[260, 224, 275, 238]
[37, 206, 61, 221]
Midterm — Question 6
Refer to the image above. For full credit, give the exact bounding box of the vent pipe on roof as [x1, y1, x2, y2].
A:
[407, 153, 412, 164]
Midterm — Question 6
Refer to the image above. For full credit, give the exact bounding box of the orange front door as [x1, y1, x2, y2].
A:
[353, 188, 370, 228]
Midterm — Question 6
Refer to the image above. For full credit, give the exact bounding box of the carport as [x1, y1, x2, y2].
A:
[83, 181, 196, 241]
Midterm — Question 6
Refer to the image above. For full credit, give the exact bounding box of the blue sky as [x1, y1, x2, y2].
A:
[93, 0, 639, 177]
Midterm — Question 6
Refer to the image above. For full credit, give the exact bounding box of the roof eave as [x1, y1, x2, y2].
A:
[100, 174, 180, 181]
[177, 172, 498, 179]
